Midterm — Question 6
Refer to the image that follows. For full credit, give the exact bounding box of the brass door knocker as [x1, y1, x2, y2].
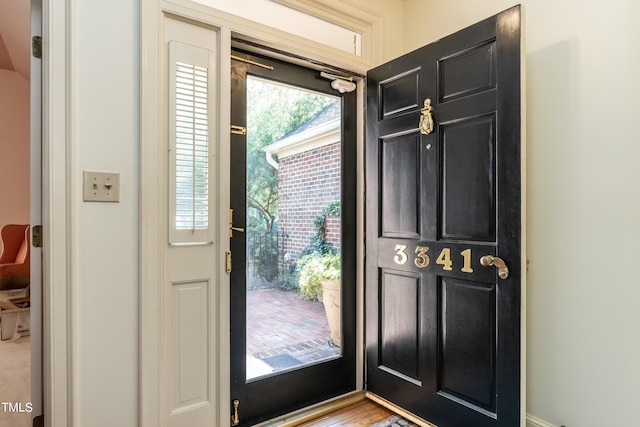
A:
[419, 98, 434, 135]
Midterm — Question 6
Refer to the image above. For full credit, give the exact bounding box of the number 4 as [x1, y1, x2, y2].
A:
[436, 248, 453, 271]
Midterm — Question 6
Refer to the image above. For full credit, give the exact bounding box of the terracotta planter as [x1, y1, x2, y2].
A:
[321, 279, 341, 347]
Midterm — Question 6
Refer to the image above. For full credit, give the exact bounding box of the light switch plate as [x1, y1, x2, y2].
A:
[83, 171, 120, 202]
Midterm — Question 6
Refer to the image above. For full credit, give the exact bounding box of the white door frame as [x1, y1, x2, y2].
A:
[41, 0, 72, 425]
[140, 1, 377, 425]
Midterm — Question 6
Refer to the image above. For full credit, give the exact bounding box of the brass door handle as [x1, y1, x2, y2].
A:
[480, 255, 509, 280]
[230, 226, 245, 235]
[229, 209, 245, 237]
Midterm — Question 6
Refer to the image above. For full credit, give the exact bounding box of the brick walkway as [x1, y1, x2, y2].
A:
[247, 288, 340, 378]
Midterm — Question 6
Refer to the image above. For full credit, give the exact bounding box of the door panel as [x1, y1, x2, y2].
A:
[439, 278, 496, 413]
[381, 135, 421, 237]
[379, 270, 421, 382]
[439, 40, 496, 102]
[171, 280, 210, 408]
[366, 6, 522, 427]
[441, 114, 496, 241]
[380, 70, 421, 118]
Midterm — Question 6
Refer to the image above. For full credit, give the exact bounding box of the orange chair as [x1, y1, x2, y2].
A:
[0, 224, 30, 290]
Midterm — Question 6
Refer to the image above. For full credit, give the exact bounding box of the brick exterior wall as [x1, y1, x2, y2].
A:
[278, 142, 341, 261]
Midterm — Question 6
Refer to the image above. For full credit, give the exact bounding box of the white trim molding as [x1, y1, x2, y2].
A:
[527, 414, 560, 427]
[43, 0, 72, 425]
[139, 0, 162, 425]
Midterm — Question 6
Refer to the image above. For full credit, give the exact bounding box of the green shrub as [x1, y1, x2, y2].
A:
[298, 252, 341, 300]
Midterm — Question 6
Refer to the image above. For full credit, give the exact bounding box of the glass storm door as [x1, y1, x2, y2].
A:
[229, 49, 357, 426]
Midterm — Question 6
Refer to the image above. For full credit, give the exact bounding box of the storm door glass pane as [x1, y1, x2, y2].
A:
[245, 77, 342, 380]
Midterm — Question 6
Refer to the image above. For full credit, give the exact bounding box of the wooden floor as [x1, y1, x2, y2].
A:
[297, 400, 395, 427]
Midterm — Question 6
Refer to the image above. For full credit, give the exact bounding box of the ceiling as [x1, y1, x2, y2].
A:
[0, 0, 31, 80]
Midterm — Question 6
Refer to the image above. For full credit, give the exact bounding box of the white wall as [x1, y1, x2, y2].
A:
[343, 0, 404, 62]
[402, 1, 640, 426]
[0, 70, 30, 232]
[71, 0, 139, 425]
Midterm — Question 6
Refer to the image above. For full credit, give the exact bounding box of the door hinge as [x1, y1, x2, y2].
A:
[32, 36, 42, 59]
[231, 399, 240, 426]
[32, 225, 43, 248]
[231, 125, 246, 135]
[226, 251, 232, 273]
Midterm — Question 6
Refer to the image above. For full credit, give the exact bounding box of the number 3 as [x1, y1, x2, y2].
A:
[394, 244, 408, 265]
[414, 246, 430, 268]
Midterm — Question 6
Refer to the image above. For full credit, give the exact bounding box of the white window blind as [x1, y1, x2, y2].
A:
[176, 61, 208, 230]
[169, 41, 214, 244]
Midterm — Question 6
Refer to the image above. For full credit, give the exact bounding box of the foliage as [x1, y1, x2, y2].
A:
[246, 78, 335, 233]
[297, 201, 342, 299]
[278, 268, 299, 291]
[244, 78, 335, 286]
[298, 252, 341, 300]
[299, 201, 341, 257]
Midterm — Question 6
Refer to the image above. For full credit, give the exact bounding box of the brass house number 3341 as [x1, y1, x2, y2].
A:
[393, 244, 474, 273]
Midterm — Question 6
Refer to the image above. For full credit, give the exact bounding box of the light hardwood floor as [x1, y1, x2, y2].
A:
[296, 400, 395, 427]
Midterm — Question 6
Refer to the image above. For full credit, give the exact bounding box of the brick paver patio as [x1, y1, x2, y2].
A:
[246, 288, 340, 378]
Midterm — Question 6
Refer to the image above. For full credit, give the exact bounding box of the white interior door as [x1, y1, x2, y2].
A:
[30, 0, 43, 422]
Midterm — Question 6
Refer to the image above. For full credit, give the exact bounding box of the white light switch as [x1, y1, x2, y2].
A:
[83, 171, 120, 202]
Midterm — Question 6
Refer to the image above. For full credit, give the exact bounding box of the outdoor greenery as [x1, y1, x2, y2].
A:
[298, 251, 341, 301]
[299, 201, 341, 257]
[296, 201, 341, 299]
[246, 78, 335, 234]
[245, 77, 335, 285]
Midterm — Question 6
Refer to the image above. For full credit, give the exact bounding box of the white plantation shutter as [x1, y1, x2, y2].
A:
[169, 41, 214, 244]
[175, 62, 208, 229]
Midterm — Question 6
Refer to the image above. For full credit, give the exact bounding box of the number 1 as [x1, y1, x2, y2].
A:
[461, 248, 473, 273]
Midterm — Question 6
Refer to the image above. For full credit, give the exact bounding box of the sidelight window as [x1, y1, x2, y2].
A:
[169, 41, 214, 244]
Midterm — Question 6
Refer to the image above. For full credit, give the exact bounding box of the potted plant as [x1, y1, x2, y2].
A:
[298, 251, 341, 347]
